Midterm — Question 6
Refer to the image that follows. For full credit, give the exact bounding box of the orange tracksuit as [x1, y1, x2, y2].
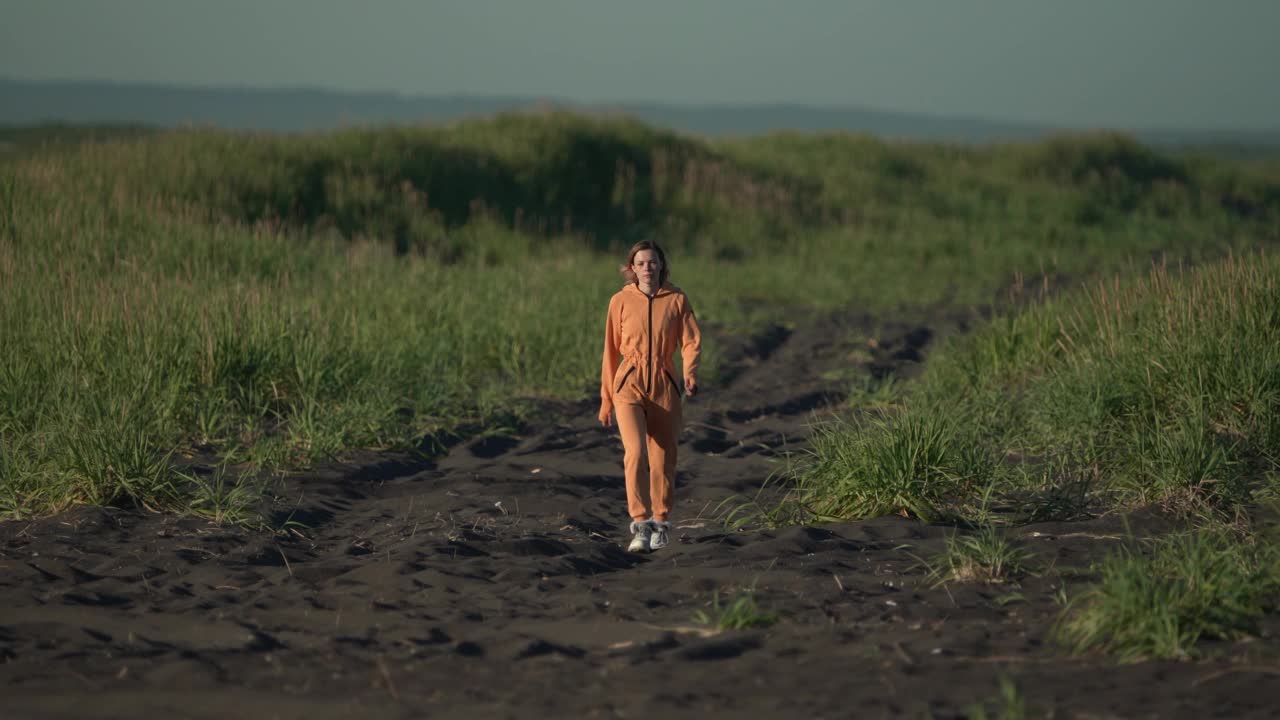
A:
[600, 282, 702, 522]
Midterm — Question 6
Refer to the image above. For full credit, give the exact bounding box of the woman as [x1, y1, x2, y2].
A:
[599, 240, 702, 553]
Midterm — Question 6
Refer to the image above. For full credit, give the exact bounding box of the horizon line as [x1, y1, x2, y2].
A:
[6, 74, 1280, 137]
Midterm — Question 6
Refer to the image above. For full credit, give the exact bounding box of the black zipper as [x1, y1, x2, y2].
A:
[646, 291, 654, 394]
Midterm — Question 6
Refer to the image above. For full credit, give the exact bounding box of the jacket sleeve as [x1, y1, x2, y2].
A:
[600, 295, 622, 413]
[680, 293, 702, 382]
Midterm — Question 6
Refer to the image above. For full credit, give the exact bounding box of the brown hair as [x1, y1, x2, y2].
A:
[619, 240, 670, 287]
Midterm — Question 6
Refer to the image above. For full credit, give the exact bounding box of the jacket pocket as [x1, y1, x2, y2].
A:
[615, 365, 635, 393]
[663, 369, 681, 394]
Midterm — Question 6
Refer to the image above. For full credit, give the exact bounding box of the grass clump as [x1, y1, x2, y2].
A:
[964, 676, 1027, 720]
[798, 412, 996, 523]
[929, 526, 1032, 585]
[1055, 530, 1279, 661]
[692, 591, 778, 631]
[179, 464, 268, 528]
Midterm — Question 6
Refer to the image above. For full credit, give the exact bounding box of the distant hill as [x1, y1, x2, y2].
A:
[3, 76, 1279, 149]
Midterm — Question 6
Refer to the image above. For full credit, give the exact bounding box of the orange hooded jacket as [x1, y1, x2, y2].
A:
[600, 282, 702, 416]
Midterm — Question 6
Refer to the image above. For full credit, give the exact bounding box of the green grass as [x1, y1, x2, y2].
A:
[1055, 530, 1279, 661]
[1, 112, 1278, 519]
[964, 677, 1027, 720]
[692, 591, 778, 630]
[928, 525, 1032, 586]
[795, 251, 1280, 523]
[798, 411, 996, 523]
[178, 463, 268, 527]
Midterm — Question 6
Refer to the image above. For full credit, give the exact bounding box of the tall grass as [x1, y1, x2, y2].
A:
[2, 114, 1278, 519]
[797, 252, 1280, 522]
[0, 216, 613, 516]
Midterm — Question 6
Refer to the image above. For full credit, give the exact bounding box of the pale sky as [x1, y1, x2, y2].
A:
[2, 0, 1278, 130]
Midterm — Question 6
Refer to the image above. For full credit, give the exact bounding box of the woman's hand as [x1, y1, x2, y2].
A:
[598, 406, 614, 427]
[684, 376, 698, 398]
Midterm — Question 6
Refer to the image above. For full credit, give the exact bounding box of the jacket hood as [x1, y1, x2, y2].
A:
[623, 281, 681, 298]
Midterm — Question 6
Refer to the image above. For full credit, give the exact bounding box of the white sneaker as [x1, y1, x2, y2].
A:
[649, 520, 670, 550]
[627, 520, 652, 553]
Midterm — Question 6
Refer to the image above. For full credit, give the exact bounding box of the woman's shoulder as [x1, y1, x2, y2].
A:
[665, 284, 695, 307]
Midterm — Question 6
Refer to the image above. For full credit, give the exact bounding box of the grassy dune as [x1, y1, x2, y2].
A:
[792, 251, 1280, 660]
[1, 113, 1278, 519]
[798, 251, 1280, 524]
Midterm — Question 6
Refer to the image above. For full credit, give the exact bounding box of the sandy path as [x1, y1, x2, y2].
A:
[2, 309, 1277, 719]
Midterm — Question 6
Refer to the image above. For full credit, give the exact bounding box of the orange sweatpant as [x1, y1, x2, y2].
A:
[614, 396, 681, 522]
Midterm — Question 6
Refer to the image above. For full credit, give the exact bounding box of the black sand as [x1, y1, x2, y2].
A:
[3, 311, 1278, 719]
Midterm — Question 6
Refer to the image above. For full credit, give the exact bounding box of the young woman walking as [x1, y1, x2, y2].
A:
[599, 240, 702, 553]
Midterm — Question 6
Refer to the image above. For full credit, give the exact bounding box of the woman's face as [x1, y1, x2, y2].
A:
[632, 249, 662, 285]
